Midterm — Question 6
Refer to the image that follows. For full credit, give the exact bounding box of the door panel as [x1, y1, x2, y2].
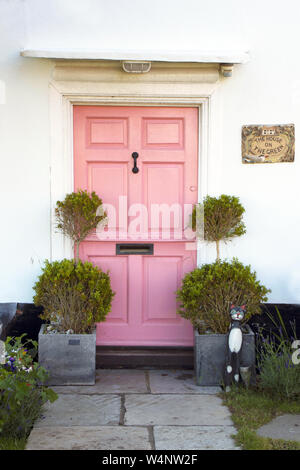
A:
[80, 241, 195, 346]
[88, 162, 128, 232]
[87, 118, 129, 148]
[142, 118, 184, 148]
[143, 256, 182, 322]
[74, 106, 198, 346]
[88, 255, 128, 324]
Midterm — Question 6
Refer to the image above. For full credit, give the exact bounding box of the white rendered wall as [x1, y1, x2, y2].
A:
[0, 0, 53, 302]
[0, 0, 300, 303]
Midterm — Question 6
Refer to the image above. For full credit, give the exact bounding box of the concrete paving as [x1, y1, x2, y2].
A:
[26, 426, 152, 450]
[53, 369, 148, 394]
[26, 369, 239, 451]
[124, 394, 233, 426]
[34, 394, 121, 427]
[257, 414, 300, 442]
[149, 370, 220, 394]
[154, 426, 239, 450]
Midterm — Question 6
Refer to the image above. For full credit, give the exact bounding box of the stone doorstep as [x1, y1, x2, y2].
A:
[96, 347, 194, 369]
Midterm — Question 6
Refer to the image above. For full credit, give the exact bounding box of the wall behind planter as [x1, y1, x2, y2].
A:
[249, 304, 300, 341]
[0, 0, 53, 302]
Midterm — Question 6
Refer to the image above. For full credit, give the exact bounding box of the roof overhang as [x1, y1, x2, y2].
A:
[20, 49, 250, 76]
[20, 48, 250, 64]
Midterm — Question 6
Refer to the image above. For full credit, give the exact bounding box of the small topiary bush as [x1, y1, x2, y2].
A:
[176, 258, 270, 334]
[33, 259, 115, 334]
[192, 195, 246, 260]
[55, 190, 107, 262]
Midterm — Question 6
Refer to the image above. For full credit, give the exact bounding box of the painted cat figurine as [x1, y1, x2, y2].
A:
[224, 304, 246, 392]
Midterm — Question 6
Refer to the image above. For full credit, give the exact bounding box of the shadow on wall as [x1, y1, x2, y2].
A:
[248, 303, 300, 341]
[0, 303, 44, 342]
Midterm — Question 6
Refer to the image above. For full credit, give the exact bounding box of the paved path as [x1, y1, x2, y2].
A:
[26, 369, 239, 450]
[257, 414, 300, 442]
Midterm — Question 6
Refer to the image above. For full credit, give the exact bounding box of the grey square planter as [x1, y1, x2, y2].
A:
[194, 325, 256, 386]
[38, 324, 96, 385]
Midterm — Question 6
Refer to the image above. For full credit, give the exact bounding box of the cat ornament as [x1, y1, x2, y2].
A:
[224, 304, 245, 392]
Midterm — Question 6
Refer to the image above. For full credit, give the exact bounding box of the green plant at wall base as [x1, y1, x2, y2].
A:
[0, 336, 57, 438]
[192, 195, 246, 260]
[55, 190, 107, 262]
[256, 310, 300, 400]
[176, 258, 270, 334]
[257, 339, 300, 400]
[33, 259, 115, 334]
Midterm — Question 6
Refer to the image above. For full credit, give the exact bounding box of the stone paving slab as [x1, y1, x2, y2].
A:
[149, 370, 221, 394]
[53, 369, 148, 394]
[35, 394, 121, 427]
[125, 394, 233, 426]
[26, 369, 240, 450]
[26, 426, 152, 450]
[154, 425, 239, 450]
[257, 414, 300, 442]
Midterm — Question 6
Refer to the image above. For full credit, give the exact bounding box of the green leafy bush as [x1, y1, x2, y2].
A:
[176, 258, 270, 334]
[0, 335, 57, 438]
[256, 309, 300, 400]
[192, 195, 246, 260]
[55, 190, 107, 262]
[33, 259, 115, 334]
[257, 339, 300, 400]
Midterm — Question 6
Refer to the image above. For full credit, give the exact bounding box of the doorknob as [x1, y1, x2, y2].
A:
[132, 152, 139, 173]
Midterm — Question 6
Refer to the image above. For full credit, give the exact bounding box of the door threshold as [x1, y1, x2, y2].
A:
[96, 346, 194, 369]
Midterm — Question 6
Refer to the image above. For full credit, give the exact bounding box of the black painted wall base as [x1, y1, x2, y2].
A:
[0, 303, 44, 342]
[248, 303, 300, 339]
[0, 302, 299, 345]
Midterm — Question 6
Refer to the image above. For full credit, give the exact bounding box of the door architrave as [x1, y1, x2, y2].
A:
[49, 63, 222, 267]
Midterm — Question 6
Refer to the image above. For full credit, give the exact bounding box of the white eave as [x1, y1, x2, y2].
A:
[20, 48, 250, 64]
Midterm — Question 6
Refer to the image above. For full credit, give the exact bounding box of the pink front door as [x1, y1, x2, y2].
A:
[74, 106, 198, 346]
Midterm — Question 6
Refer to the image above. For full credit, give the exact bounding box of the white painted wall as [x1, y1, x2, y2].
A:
[0, 0, 300, 303]
[0, 0, 53, 302]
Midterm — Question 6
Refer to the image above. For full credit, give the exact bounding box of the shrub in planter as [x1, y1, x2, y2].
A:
[186, 195, 270, 385]
[33, 259, 114, 385]
[34, 259, 114, 334]
[0, 335, 57, 438]
[192, 195, 246, 260]
[177, 258, 270, 335]
[176, 259, 270, 385]
[34, 190, 113, 385]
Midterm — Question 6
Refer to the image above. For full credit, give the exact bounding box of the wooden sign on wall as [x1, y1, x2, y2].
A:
[242, 124, 295, 163]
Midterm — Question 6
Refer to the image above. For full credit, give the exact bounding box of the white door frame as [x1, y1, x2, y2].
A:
[49, 62, 222, 266]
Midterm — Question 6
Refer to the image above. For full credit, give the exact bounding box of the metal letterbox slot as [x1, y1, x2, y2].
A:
[116, 244, 154, 255]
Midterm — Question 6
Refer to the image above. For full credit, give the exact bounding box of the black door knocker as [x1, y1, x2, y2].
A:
[132, 152, 139, 173]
